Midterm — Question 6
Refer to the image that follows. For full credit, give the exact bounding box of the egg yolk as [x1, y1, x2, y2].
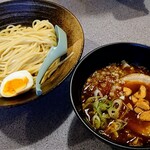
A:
[3, 77, 29, 96]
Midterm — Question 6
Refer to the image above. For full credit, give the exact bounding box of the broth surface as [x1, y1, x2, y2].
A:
[81, 61, 150, 146]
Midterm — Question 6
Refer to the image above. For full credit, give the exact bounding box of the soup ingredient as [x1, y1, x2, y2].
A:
[123, 87, 132, 96]
[134, 85, 146, 99]
[126, 85, 149, 112]
[83, 94, 126, 132]
[139, 111, 150, 121]
[105, 119, 127, 138]
[0, 70, 33, 97]
[108, 99, 123, 119]
[83, 95, 112, 129]
[123, 84, 150, 137]
[122, 73, 150, 85]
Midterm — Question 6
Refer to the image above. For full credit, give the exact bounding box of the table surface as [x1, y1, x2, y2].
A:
[1, 0, 150, 150]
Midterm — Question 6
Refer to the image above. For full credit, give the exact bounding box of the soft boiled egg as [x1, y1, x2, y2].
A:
[0, 70, 33, 98]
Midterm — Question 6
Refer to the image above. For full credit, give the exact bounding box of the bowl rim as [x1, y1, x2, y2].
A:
[70, 42, 150, 150]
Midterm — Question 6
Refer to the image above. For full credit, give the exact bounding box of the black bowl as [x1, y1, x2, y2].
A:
[70, 42, 150, 150]
[0, 0, 84, 106]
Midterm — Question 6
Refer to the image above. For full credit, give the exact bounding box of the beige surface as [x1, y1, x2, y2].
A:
[0, 0, 150, 150]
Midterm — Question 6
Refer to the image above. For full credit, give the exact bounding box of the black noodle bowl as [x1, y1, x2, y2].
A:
[0, 0, 84, 106]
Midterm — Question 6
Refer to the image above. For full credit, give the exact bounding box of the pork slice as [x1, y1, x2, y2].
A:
[121, 73, 150, 85]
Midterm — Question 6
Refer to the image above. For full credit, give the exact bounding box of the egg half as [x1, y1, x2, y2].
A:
[0, 70, 33, 98]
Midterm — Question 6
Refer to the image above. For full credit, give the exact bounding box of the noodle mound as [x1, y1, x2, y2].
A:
[0, 20, 58, 86]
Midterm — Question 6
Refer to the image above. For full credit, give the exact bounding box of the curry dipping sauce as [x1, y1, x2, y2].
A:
[81, 60, 150, 147]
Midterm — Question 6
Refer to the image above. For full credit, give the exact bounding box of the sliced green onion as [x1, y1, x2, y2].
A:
[105, 119, 127, 138]
[92, 113, 101, 129]
[83, 96, 102, 110]
[108, 99, 123, 119]
[98, 99, 112, 111]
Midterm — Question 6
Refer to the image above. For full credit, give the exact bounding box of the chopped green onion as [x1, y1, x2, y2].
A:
[92, 113, 101, 129]
[108, 99, 123, 119]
